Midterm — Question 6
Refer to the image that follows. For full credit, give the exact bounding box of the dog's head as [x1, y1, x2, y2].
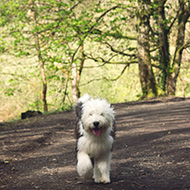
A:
[79, 97, 115, 136]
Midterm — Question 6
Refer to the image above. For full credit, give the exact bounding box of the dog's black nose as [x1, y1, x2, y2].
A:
[93, 121, 99, 127]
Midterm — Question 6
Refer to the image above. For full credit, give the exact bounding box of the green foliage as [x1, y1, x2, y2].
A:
[4, 88, 15, 96]
[0, 0, 189, 121]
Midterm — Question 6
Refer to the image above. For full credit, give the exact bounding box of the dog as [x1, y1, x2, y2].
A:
[75, 94, 115, 183]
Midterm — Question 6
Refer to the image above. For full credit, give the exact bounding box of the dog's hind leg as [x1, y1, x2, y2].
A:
[77, 152, 93, 179]
[93, 161, 102, 183]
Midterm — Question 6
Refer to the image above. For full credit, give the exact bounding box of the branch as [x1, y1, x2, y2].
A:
[109, 64, 129, 81]
[173, 40, 190, 57]
[0, 72, 41, 93]
[87, 5, 120, 35]
[182, 40, 190, 50]
[69, 1, 81, 11]
[151, 64, 162, 69]
[103, 41, 137, 57]
[83, 53, 138, 67]
[80, 65, 129, 86]
[91, 29, 137, 40]
[71, 43, 82, 63]
[96, 5, 119, 23]
[168, 8, 180, 32]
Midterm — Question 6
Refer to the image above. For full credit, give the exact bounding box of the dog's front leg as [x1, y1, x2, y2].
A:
[77, 151, 93, 179]
[94, 152, 111, 184]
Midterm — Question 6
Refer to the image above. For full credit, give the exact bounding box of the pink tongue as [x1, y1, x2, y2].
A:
[92, 129, 101, 136]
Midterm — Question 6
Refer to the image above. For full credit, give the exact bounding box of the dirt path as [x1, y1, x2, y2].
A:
[0, 98, 190, 190]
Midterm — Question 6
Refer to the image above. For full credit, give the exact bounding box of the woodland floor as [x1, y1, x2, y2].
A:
[0, 97, 190, 190]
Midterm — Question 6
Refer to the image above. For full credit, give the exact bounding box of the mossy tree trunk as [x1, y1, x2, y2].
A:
[166, 0, 190, 95]
[156, 0, 170, 93]
[137, 0, 157, 98]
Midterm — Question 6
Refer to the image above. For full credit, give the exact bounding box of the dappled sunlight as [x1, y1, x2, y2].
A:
[1, 98, 190, 189]
[24, 165, 76, 179]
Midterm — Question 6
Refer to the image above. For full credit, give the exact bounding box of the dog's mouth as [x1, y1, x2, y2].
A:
[92, 128, 101, 136]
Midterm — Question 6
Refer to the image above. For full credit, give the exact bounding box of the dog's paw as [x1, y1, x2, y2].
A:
[101, 177, 111, 184]
[94, 177, 110, 184]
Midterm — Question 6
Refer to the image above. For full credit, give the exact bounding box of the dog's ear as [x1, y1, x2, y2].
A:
[75, 101, 83, 119]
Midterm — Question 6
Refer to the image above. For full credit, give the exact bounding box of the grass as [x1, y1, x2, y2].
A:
[0, 29, 190, 123]
[1, 52, 190, 123]
[80, 63, 141, 103]
[0, 54, 140, 122]
[1, 50, 190, 123]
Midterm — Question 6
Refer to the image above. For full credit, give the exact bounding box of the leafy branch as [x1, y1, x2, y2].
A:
[0, 72, 41, 94]
[80, 64, 129, 86]
[83, 52, 138, 68]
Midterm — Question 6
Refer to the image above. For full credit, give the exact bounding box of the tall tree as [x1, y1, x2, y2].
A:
[1, 0, 82, 109]
[71, 43, 84, 103]
[30, 0, 48, 111]
[166, 0, 190, 95]
[155, 0, 170, 92]
[145, 0, 190, 96]
[136, 0, 157, 98]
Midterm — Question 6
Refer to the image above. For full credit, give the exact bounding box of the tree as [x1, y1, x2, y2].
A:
[136, 0, 157, 98]
[57, 1, 138, 102]
[0, 0, 52, 111]
[154, 0, 170, 92]
[30, 0, 48, 111]
[0, 0, 82, 109]
[166, 0, 190, 95]
[1, 0, 189, 115]
[152, 0, 190, 95]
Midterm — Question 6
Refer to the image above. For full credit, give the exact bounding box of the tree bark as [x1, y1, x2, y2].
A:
[71, 62, 80, 104]
[71, 44, 85, 103]
[156, 0, 170, 92]
[39, 59, 48, 112]
[166, 0, 190, 95]
[31, 0, 48, 111]
[137, 0, 157, 98]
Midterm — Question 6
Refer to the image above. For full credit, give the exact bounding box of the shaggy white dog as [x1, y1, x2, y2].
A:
[75, 94, 115, 184]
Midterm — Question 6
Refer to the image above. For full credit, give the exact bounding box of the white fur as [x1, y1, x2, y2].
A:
[76, 94, 115, 184]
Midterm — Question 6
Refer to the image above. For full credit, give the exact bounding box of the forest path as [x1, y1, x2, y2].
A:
[1, 97, 190, 190]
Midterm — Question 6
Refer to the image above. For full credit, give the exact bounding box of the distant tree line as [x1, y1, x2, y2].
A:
[0, 0, 189, 111]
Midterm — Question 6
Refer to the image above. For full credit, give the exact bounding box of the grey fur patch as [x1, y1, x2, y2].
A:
[75, 101, 83, 120]
[75, 101, 84, 141]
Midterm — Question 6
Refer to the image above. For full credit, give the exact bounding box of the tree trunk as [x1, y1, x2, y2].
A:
[156, 0, 170, 92]
[71, 44, 85, 103]
[39, 59, 48, 112]
[71, 62, 80, 104]
[166, 0, 190, 95]
[137, 0, 157, 98]
[31, 0, 48, 111]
